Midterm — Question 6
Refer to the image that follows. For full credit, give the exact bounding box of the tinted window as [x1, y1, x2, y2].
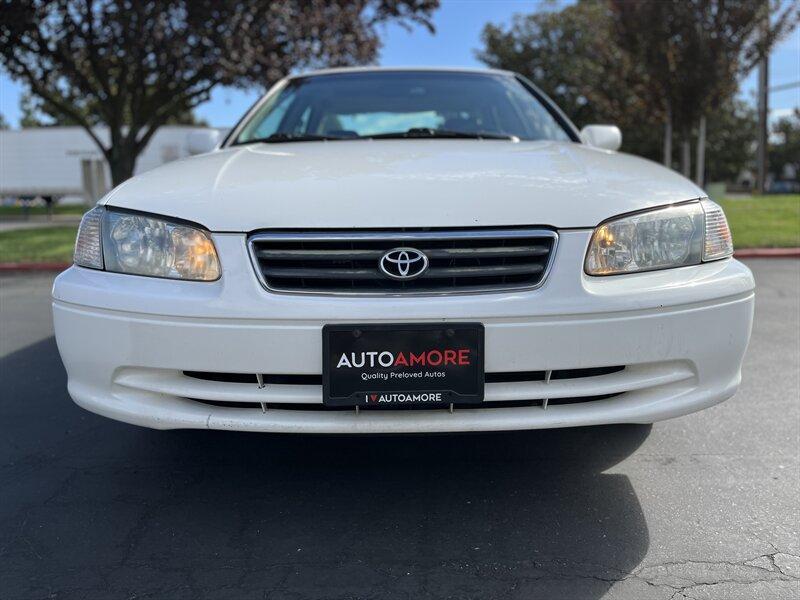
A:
[235, 71, 573, 143]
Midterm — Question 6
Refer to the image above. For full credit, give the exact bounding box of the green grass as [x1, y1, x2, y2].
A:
[718, 195, 800, 249]
[0, 226, 78, 263]
[0, 204, 87, 217]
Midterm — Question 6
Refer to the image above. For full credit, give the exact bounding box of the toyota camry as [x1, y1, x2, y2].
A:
[53, 67, 755, 433]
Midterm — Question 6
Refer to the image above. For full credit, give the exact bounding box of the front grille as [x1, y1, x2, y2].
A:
[183, 366, 626, 411]
[184, 366, 625, 386]
[188, 394, 622, 411]
[248, 228, 558, 294]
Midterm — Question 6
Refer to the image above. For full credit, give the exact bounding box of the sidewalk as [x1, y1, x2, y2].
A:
[0, 215, 82, 232]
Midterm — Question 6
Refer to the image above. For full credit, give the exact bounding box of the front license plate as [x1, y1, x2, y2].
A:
[323, 323, 484, 407]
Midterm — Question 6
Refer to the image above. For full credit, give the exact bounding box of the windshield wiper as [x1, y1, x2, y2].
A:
[368, 128, 517, 141]
[235, 128, 518, 145]
[234, 133, 345, 145]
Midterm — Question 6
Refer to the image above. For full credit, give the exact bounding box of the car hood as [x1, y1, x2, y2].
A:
[102, 140, 705, 231]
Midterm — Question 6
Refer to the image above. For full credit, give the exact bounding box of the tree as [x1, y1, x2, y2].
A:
[19, 90, 207, 127]
[476, 0, 762, 184]
[770, 109, 800, 181]
[477, 1, 661, 160]
[0, 112, 8, 129]
[0, 0, 438, 185]
[20, 91, 67, 128]
[608, 0, 798, 182]
[704, 99, 758, 183]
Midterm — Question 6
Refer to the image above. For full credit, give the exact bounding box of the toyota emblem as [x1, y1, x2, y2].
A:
[379, 247, 429, 280]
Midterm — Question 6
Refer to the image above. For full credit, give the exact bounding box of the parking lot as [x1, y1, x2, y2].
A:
[1, 260, 798, 599]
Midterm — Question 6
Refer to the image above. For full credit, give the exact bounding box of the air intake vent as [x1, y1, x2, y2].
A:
[248, 228, 557, 295]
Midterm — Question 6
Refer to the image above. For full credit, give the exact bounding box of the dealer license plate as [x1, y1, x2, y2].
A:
[322, 323, 484, 407]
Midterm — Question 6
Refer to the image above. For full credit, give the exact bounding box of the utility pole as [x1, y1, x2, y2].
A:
[755, 13, 770, 195]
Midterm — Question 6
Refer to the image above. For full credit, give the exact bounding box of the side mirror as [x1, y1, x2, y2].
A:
[186, 130, 221, 155]
[580, 125, 622, 152]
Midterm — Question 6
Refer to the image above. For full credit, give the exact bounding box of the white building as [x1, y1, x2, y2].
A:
[0, 125, 226, 201]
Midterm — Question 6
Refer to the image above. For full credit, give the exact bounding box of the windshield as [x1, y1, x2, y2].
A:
[233, 71, 574, 144]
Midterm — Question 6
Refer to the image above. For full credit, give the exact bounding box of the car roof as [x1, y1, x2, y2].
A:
[287, 66, 515, 80]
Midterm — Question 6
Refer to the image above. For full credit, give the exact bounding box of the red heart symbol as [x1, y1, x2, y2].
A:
[369, 394, 378, 402]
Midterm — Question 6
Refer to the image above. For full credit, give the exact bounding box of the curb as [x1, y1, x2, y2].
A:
[734, 248, 800, 258]
[0, 262, 71, 272]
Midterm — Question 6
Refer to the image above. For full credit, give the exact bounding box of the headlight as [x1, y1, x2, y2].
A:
[585, 199, 733, 276]
[73, 207, 220, 281]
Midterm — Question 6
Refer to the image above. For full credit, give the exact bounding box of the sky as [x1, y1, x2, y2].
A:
[1, 0, 798, 128]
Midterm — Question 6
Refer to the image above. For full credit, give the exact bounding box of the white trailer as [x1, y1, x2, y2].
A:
[0, 126, 226, 202]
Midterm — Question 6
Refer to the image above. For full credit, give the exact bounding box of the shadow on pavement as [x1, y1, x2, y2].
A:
[1, 337, 651, 599]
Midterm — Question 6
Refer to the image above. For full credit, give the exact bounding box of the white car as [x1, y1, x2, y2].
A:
[52, 68, 755, 434]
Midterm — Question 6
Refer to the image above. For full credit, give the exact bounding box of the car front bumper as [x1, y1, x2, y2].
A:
[52, 230, 755, 433]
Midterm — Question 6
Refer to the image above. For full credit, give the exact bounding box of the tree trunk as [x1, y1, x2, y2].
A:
[107, 146, 138, 187]
[73, 123, 141, 189]
[663, 103, 673, 168]
[695, 115, 706, 187]
[681, 136, 691, 178]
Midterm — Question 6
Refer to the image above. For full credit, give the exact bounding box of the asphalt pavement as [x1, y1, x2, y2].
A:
[1, 260, 798, 600]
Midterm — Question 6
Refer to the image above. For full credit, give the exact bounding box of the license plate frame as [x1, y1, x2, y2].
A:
[322, 323, 485, 407]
